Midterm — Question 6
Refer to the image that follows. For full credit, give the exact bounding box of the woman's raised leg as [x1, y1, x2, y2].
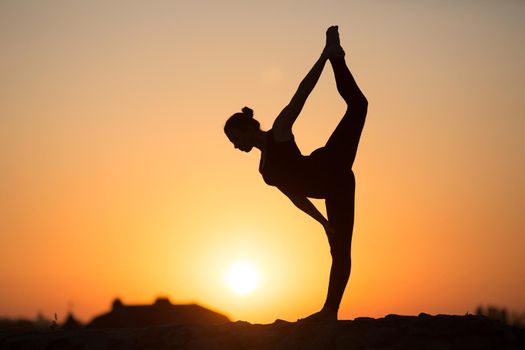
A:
[325, 28, 368, 169]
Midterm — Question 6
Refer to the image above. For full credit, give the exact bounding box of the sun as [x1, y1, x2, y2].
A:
[226, 261, 260, 295]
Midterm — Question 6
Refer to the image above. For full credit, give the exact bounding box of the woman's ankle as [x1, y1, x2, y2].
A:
[322, 304, 338, 314]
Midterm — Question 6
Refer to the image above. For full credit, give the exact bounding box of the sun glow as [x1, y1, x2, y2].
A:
[226, 262, 260, 295]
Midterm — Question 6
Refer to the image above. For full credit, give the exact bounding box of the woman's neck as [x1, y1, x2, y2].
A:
[252, 130, 269, 151]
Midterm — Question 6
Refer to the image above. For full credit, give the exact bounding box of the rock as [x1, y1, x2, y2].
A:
[0, 314, 523, 350]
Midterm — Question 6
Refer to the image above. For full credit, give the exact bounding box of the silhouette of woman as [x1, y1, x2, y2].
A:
[224, 26, 367, 322]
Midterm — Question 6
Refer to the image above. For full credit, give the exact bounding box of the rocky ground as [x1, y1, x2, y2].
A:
[1, 313, 524, 349]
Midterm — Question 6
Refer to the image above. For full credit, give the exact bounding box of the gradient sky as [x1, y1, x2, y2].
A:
[1, 0, 524, 324]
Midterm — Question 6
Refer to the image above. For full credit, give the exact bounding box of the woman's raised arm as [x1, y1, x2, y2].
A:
[272, 52, 329, 141]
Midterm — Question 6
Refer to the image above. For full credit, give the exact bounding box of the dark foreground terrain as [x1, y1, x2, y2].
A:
[1, 314, 524, 349]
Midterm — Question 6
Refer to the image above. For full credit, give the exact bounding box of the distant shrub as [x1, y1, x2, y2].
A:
[476, 305, 525, 328]
[50, 313, 58, 331]
[0, 313, 52, 333]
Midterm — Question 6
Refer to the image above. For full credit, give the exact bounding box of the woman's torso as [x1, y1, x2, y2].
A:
[259, 129, 352, 198]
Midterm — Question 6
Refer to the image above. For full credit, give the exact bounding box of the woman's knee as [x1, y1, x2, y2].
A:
[360, 95, 368, 108]
[329, 241, 351, 260]
[346, 96, 368, 115]
[341, 87, 366, 103]
[330, 252, 351, 273]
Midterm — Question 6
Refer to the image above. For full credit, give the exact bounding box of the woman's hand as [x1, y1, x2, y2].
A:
[322, 44, 345, 60]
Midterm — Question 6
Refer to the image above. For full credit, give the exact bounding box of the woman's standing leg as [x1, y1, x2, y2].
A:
[324, 173, 355, 313]
[297, 174, 355, 323]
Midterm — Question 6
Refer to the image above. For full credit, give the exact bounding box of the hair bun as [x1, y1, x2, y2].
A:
[241, 106, 254, 118]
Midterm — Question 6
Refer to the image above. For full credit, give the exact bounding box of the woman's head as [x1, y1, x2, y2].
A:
[224, 107, 260, 152]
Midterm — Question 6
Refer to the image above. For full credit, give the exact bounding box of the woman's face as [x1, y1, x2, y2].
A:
[227, 128, 253, 152]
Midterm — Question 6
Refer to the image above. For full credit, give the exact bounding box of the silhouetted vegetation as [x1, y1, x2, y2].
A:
[0, 312, 84, 333]
[50, 313, 58, 331]
[0, 313, 53, 333]
[62, 312, 83, 330]
[476, 305, 525, 328]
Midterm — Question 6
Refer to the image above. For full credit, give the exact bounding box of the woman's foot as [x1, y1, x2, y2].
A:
[323, 26, 345, 59]
[297, 306, 338, 323]
[326, 25, 340, 47]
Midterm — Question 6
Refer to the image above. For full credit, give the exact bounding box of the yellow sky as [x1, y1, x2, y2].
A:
[1, 1, 524, 324]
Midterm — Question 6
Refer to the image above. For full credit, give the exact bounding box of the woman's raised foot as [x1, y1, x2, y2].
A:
[326, 25, 340, 47]
[323, 26, 344, 59]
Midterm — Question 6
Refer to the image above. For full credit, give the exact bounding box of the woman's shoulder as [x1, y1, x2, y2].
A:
[269, 127, 295, 143]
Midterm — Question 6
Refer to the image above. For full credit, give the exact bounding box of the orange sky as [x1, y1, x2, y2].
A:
[1, 1, 524, 324]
